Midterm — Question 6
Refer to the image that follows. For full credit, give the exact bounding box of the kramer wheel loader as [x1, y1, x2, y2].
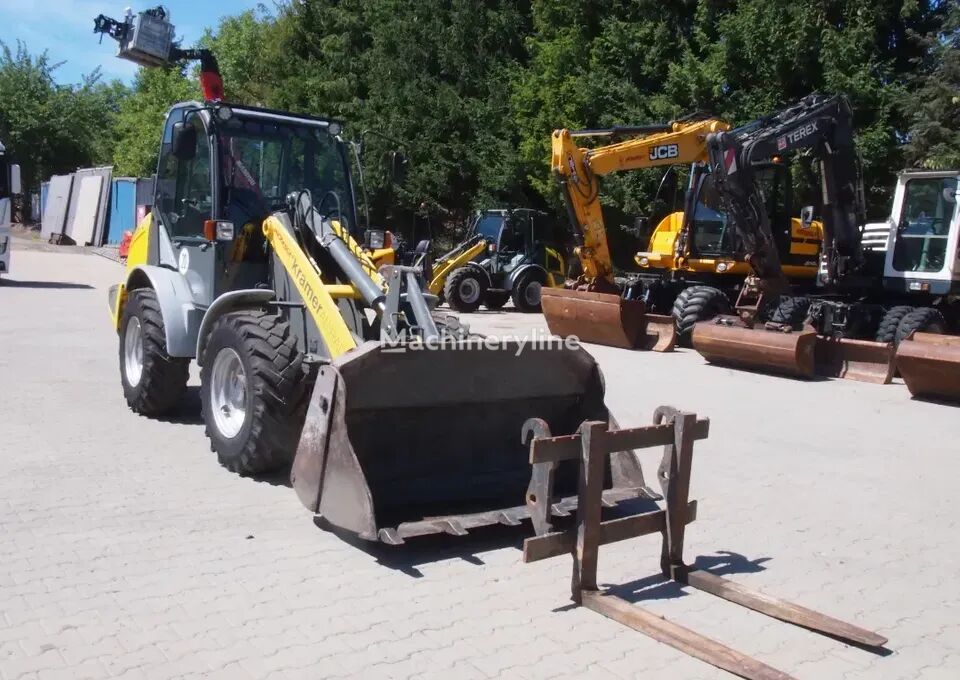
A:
[98, 8, 655, 543]
[690, 95, 960, 394]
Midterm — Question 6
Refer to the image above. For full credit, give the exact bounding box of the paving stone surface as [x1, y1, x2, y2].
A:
[1, 249, 958, 679]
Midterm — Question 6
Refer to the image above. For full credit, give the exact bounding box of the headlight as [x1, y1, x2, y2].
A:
[367, 229, 385, 249]
[716, 262, 728, 273]
[638, 256, 649, 267]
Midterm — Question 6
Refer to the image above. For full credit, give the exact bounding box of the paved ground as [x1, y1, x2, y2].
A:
[2, 246, 959, 680]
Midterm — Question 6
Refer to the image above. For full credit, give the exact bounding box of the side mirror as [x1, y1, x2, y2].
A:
[9, 163, 21, 195]
[800, 205, 815, 229]
[388, 151, 408, 185]
[171, 122, 197, 161]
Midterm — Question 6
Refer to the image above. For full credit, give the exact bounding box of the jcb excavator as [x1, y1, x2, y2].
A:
[97, 7, 657, 543]
[542, 117, 824, 349]
[690, 93, 960, 399]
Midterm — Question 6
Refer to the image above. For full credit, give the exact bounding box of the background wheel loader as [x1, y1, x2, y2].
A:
[688, 94, 960, 399]
[99, 8, 655, 544]
[425, 208, 567, 313]
[542, 118, 824, 349]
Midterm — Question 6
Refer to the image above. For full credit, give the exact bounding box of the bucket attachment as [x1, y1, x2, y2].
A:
[540, 288, 676, 351]
[814, 337, 895, 384]
[896, 332, 960, 402]
[692, 322, 895, 383]
[291, 339, 649, 543]
[691, 322, 816, 378]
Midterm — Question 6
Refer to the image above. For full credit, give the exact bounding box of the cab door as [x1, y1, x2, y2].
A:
[154, 108, 218, 307]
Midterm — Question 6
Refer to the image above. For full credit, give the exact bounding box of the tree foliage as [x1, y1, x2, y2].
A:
[2, 1, 957, 235]
[0, 41, 125, 193]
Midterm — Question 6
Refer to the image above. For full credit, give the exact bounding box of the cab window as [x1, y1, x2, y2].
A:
[156, 112, 212, 238]
[892, 177, 957, 273]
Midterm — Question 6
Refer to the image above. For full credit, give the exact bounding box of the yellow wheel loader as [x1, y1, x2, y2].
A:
[99, 9, 656, 543]
[542, 118, 824, 348]
[426, 209, 566, 313]
[689, 94, 960, 398]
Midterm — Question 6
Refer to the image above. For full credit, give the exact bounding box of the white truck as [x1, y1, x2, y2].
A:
[0, 141, 22, 279]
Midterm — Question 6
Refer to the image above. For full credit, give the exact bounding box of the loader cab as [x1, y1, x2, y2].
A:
[471, 209, 563, 281]
[883, 170, 960, 295]
[153, 102, 356, 305]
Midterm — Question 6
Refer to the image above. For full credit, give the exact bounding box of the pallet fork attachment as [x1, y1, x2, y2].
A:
[522, 408, 888, 680]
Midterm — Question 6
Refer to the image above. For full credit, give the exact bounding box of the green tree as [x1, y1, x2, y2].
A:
[112, 66, 197, 177]
[0, 41, 126, 193]
[905, 1, 960, 169]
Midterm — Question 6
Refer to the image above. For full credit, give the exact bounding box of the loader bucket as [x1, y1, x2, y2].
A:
[814, 337, 895, 384]
[291, 339, 638, 542]
[691, 322, 816, 378]
[896, 332, 960, 402]
[540, 288, 676, 351]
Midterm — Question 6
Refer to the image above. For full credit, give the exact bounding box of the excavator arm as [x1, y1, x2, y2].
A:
[704, 94, 865, 290]
[551, 118, 731, 289]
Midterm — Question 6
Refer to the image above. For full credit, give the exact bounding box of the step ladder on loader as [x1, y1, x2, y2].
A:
[521, 407, 888, 680]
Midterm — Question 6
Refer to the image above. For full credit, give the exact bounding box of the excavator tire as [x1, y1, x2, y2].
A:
[673, 285, 731, 346]
[876, 305, 914, 344]
[200, 309, 312, 476]
[895, 307, 946, 346]
[444, 267, 487, 313]
[769, 296, 811, 330]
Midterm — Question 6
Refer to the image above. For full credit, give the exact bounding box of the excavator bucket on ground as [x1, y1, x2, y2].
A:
[896, 333, 960, 402]
[291, 339, 654, 543]
[691, 322, 895, 383]
[540, 288, 676, 351]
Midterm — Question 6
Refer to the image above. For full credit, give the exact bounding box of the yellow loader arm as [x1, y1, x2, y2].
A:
[551, 118, 730, 287]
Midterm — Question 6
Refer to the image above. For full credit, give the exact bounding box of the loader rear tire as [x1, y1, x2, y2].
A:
[200, 309, 312, 476]
[119, 288, 189, 416]
[444, 267, 486, 313]
[484, 290, 510, 311]
[876, 305, 914, 344]
[895, 307, 946, 346]
[511, 271, 545, 313]
[672, 285, 731, 346]
[769, 296, 811, 330]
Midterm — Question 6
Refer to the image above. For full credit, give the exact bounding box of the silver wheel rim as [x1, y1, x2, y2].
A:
[524, 281, 543, 307]
[210, 348, 247, 439]
[124, 317, 144, 386]
[459, 277, 481, 305]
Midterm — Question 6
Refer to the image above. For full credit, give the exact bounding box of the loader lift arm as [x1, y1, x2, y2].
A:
[552, 118, 730, 291]
[704, 94, 866, 290]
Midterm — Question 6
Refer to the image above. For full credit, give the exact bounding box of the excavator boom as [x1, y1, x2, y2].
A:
[542, 118, 729, 349]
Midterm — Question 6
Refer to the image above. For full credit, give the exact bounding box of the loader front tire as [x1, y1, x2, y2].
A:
[895, 307, 946, 346]
[672, 285, 731, 346]
[444, 267, 486, 313]
[200, 310, 311, 476]
[119, 288, 189, 416]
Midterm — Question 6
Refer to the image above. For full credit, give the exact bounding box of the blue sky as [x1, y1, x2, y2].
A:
[0, 0, 265, 85]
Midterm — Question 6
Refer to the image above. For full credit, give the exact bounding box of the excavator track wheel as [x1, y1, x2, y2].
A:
[200, 309, 312, 476]
[768, 296, 811, 330]
[895, 308, 946, 346]
[444, 267, 487, 313]
[118, 288, 189, 416]
[876, 305, 914, 344]
[672, 285, 731, 347]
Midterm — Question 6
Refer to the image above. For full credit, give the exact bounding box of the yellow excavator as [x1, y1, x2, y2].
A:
[542, 118, 824, 348]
